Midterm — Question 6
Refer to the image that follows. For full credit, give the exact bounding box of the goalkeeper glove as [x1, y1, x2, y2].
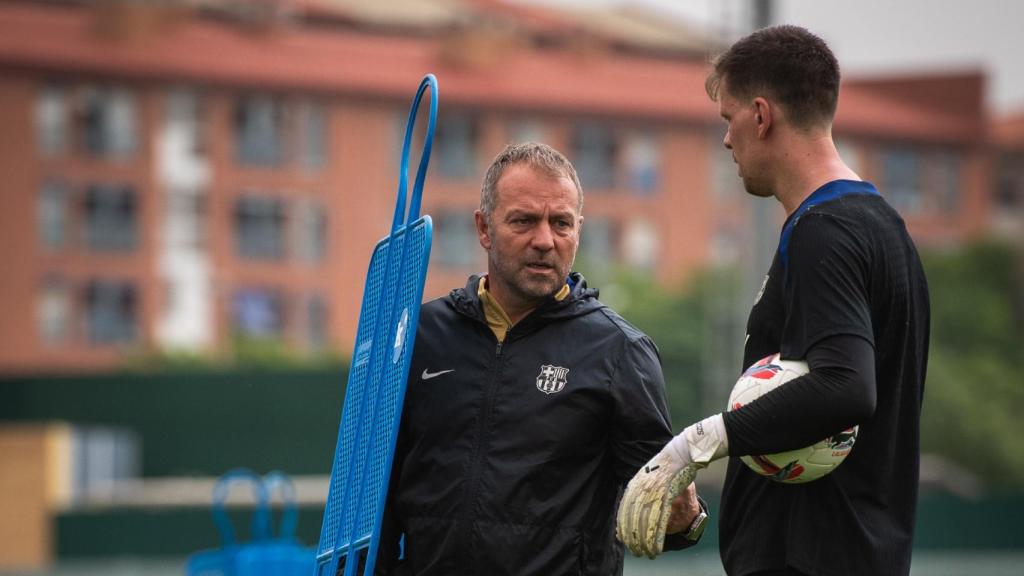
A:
[616, 413, 729, 558]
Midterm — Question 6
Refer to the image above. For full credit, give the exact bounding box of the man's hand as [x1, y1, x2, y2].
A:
[616, 447, 703, 558]
[665, 482, 700, 535]
[616, 414, 729, 558]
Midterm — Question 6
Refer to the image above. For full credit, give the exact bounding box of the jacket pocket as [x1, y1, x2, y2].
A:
[471, 520, 582, 576]
[400, 517, 587, 576]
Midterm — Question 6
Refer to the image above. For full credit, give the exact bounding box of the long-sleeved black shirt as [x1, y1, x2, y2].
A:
[719, 180, 930, 576]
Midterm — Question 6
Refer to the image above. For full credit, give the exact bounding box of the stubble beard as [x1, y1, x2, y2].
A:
[487, 249, 569, 307]
[742, 176, 774, 199]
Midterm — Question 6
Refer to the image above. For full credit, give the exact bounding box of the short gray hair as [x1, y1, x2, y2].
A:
[479, 142, 584, 219]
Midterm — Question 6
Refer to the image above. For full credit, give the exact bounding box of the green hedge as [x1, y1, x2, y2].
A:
[0, 368, 346, 476]
[51, 491, 1024, 559]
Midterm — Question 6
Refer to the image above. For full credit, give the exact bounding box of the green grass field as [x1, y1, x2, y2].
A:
[3, 552, 1024, 576]
[624, 551, 1024, 575]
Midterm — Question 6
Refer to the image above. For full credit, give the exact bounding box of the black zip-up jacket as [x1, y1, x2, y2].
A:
[375, 273, 692, 575]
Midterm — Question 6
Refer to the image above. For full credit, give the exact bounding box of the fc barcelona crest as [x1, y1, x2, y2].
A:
[536, 365, 569, 394]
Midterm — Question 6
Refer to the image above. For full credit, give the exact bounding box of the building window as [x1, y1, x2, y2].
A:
[711, 226, 741, 266]
[624, 132, 660, 195]
[38, 277, 71, 345]
[997, 151, 1023, 210]
[39, 181, 69, 249]
[235, 95, 285, 166]
[835, 138, 862, 176]
[84, 279, 137, 345]
[304, 294, 328, 352]
[36, 84, 68, 156]
[234, 195, 287, 260]
[931, 150, 962, 215]
[507, 118, 545, 145]
[81, 87, 137, 157]
[294, 199, 327, 264]
[84, 184, 138, 251]
[394, 110, 440, 174]
[232, 288, 285, 339]
[68, 426, 141, 503]
[578, 216, 617, 270]
[164, 89, 206, 162]
[432, 210, 479, 269]
[709, 130, 742, 200]
[165, 191, 207, 250]
[881, 147, 922, 215]
[297, 100, 327, 170]
[623, 218, 658, 269]
[435, 112, 480, 180]
[571, 123, 617, 191]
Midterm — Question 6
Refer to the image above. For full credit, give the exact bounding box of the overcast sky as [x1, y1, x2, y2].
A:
[521, 0, 1024, 115]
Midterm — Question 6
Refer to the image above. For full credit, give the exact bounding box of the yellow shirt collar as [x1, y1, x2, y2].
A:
[477, 276, 570, 342]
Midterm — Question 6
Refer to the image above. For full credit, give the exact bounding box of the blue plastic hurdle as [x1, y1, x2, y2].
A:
[314, 74, 438, 576]
[186, 469, 314, 576]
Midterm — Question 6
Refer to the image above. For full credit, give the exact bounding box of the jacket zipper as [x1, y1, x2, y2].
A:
[458, 327, 508, 573]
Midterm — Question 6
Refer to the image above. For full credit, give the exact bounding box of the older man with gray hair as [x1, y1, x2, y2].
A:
[371, 142, 706, 575]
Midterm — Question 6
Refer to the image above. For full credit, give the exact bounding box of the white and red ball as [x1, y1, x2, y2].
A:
[728, 353, 858, 484]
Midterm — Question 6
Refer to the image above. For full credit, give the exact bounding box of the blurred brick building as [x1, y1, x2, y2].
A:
[0, 0, 1005, 373]
[992, 109, 1024, 238]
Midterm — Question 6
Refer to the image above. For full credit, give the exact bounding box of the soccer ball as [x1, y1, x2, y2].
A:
[727, 353, 858, 484]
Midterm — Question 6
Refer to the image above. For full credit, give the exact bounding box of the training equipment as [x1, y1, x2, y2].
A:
[185, 469, 314, 576]
[728, 353, 858, 484]
[315, 74, 437, 576]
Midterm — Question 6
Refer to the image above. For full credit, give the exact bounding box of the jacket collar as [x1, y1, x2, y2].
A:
[447, 272, 602, 335]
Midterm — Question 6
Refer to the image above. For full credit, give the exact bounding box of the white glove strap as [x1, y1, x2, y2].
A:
[668, 413, 729, 466]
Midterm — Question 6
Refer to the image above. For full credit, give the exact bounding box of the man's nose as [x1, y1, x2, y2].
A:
[531, 222, 555, 250]
[723, 131, 733, 150]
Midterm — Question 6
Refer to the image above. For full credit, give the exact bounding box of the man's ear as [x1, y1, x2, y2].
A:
[753, 97, 772, 138]
[475, 210, 492, 250]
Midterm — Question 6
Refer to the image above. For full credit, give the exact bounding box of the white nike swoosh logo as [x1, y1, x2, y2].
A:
[421, 368, 455, 380]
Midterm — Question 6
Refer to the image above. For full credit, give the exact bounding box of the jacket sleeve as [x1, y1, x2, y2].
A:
[610, 336, 706, 551]
[608, 335, 675, 483]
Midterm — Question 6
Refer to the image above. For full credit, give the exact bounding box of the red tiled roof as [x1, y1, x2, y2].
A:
[836, 84, 985, 143]
[844, 71, 986, 118]
[0, 2, 716, 119]
[461, 0, 579, 34]
[0, 2, 988, 143]
[991, 110, 1024, 147]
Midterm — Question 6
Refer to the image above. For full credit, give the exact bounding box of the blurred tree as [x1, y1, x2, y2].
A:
[121, 334, 344, 372]
[579, 262, 744, 431]
[920, 240, 1024, 490]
